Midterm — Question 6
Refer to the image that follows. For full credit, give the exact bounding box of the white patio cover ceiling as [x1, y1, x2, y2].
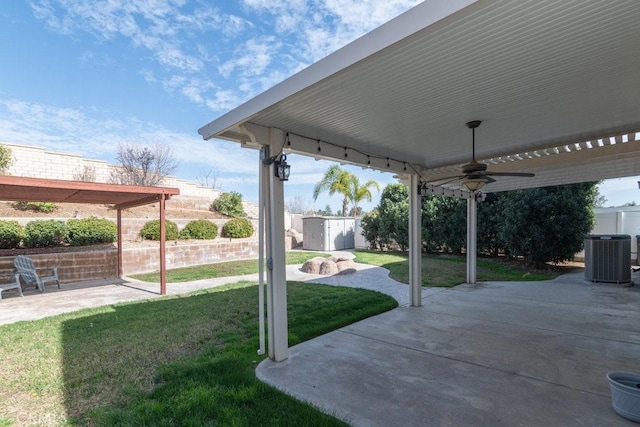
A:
[199, 0, 640, 193]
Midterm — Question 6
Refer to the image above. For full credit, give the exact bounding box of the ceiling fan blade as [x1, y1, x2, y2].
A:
[424, 175, 463, 186]
[485, 172, 535, 178]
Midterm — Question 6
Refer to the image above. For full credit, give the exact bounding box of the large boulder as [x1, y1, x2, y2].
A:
[300, 257, 325, 274]
[319, 259, 339, 275]
[300, 255, 357, 275]
[336, 258, 357, 275]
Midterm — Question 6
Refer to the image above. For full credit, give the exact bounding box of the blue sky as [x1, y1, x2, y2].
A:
[0, 0, 638, 211]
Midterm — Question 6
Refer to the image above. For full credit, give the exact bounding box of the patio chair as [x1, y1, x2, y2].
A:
[13, 255, 60, 292]
[0, 274, 23, 301]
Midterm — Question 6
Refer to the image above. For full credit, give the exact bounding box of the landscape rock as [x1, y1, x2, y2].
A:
[319, 259, 339, 275]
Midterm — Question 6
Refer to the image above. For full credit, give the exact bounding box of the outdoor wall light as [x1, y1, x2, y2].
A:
[274, 154, 290, 181]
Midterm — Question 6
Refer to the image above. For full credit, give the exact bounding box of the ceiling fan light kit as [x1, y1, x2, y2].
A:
[425, 120, 535, 192]
[461, 176, 487, 191]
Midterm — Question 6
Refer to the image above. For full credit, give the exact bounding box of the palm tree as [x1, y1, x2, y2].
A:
[313, 165, 352, 216]
[349, 175, 380, 218]
[313, 165, 380, 217]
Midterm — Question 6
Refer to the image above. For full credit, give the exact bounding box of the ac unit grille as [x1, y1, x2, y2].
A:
[584, 235, 631, 284]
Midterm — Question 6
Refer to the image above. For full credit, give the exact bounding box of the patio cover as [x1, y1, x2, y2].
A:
[198, 0, 640, 360]
[0, 176, 180, 294]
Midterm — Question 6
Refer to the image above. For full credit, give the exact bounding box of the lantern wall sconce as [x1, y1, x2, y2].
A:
[263, 152, 291, 182]
[274, 154, 290, 181]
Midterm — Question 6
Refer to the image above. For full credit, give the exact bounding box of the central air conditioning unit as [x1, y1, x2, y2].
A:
[584, 235, 631, 284]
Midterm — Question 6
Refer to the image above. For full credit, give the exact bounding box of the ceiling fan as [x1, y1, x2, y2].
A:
[433, 120, 535, 191]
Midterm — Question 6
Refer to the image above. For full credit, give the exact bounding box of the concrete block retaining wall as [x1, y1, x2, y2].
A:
[123, 239, 260, 274]
[0, 238, 260, 283]
[0, 249, 118, 283]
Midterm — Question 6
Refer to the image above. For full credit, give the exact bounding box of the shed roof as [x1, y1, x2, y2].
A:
[199, 0, 640, 193]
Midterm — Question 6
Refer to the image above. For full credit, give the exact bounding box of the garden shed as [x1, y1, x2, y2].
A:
[302, 216, 355, 251]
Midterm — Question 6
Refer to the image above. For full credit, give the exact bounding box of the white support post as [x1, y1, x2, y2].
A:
[257, 147, 267, 356]
[266, 129, 288, 362]
[466, 193, 477, 284]
[409, 174, 422, 306]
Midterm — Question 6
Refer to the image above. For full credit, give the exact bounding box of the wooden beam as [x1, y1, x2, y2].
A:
[160, 194, 167, 296]
[117, 209, 123, 279]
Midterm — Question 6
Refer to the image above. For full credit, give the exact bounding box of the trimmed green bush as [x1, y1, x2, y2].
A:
[13, 201, 57, 213]
[179, 219, 218, 240]
[67, 217, 117, 246]
[139, 219, 179, 241]
[221, 217, 254, 238]
[23, 220, 68, 248]
[0, 220, 24, 249]
[211, 191, 245, 217]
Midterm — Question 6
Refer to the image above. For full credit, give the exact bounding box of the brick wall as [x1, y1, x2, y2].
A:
[0, 249, 117, 283]
[0, 239, 262, 283]
[123, 239, 260, 274]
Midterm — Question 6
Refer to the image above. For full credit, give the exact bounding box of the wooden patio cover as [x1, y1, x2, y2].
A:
[0, 176, 180, 295]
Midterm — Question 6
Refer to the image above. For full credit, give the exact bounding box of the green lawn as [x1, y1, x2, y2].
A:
[131, 251, 330, 282]
[0, 281, 397, 426]
[353, 250, 559, 287]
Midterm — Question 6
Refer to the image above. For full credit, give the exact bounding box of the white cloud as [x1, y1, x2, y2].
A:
[27, 0, 422, 115]
[0, 99, 257, 175]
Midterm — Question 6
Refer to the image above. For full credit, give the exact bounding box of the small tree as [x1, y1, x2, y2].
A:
[73, 165, 97, 182]
[110, 143, 178, 186]
[498, 182, 598, 266]
[313, 165, 353, 216]
[211, 191, 245, 217]
[0, 144, 12, 174]
[377, 183, 409, 251]
[349, 176, 380, 218]
[316, 205, 333, 216]
[360, 209, 381, 250]
[285, 195, 310, 214]
[196, 170, 220, 189]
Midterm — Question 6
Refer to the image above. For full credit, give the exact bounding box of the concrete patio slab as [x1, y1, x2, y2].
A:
[257, 272, 640, 426]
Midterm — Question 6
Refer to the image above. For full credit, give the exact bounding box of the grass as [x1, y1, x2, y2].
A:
[131, 251, 330, 282]
[353, 250, 560, 287]
[0, 281, 397, 426]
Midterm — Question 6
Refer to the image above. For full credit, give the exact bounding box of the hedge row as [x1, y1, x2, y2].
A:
[0, 217, 254, 248]
[139, 218, 254, 241]
[0, 217, 117, 249]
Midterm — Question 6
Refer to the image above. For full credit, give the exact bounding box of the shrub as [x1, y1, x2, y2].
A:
[0, 220, 24, 249]
[139, 219, 179, 241]
[221, 218, 254, 238]
[0, 144, 12, 174]
[211, 191, 245, 217]
[13, 201, 57, 213]
[179, 219, 218, 240]
[67, 217, 117, 246]
[23, 220, 68, 248]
